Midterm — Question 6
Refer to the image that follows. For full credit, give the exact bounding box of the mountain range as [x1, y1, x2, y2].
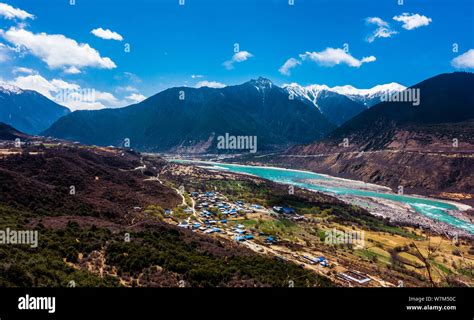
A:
[43, 78, 336, 153]
[2, 72, 474, 201]
[293, 72, 474, 152]
[274, 72, 474, 199]
[40, 77, 409, 152]
[2, 73, 471, 158]
[0, 84, 70, 135]
[283, 82, 406, 126]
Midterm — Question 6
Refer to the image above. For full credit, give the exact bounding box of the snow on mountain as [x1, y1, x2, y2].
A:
[248, 77, 274, 92]
[283, 82, 406, 108]
[284, 83, 330, 110]
[44, 77, 335, 151]
[330, 82, 407, 106]
[0, 83, 24, 95]
[0, 83, 70, 134]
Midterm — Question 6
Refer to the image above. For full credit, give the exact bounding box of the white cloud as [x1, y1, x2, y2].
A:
[191, 74, 204, 79]
[361, 56, 376, 63]
[12, 66, 36, 75]
[299, 48, 376, 68]
[195, 80, 226, 88]
[64, 66, 81, 74]
[11, 74, 58, 96]
[366, 17, 389, 27]
[94, 91, 120, 104]
[366, 17, 397, 43]
[91, 27, 123, 41]
[0, 2, 34, 20]
[0, 42, 10, 62]
[451, 49, 474, 69]
[9, 74, 121, 110]
[49, 78, 81, 91]
[63, 100, 106, 111]
[232, 51, 252, 63]
[117, 71, 142, 83]
[278, 57, 301, 76]
[2, 27, 117, 72]
[223, 51, 253, 70]
[393, 13, 432, 30]
[116, 85, 138, 93]
[126, 93, 146, 103]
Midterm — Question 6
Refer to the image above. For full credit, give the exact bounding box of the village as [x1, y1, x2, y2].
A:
[165, 189, 375, 286]
[174, 190, 297, 243]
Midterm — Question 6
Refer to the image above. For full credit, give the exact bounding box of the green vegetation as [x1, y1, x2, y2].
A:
[354, 247, 392, 266]
[144, 205, 166, 220]
[0, 206, 118, 287]
[106, 229, 332, 287]
[0, 203, 332, 287]
[230, 218, 300, 238]
[187, 179, 417, 238]
[431, 260, 452, 275]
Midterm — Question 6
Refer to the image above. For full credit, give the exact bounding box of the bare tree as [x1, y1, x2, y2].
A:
[410, 234, 443, 287]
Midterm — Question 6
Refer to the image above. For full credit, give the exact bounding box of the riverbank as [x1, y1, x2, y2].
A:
[185, 158, 472, 210]
[237, 151, 474, 209]
[172, 159, 474, 238]
[176, 159, 472, 212]
[336, 194, 473, 239]
[162, 157, 474, 286]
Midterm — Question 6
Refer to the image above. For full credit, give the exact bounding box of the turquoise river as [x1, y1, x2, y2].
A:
[174, 160, 474, 234]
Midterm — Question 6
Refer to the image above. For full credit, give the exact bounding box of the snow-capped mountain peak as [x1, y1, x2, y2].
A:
[248, 77, 274, 91]
[283, 81, 406, 108]
[284, 83, 331, 110]
[282, 81, 407, 126]
[284, 83, 329, 93]
[0, 83, 24, 95]
[330, 82, 406, 97]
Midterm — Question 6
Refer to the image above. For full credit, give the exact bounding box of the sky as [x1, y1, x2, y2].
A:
[0, 0, 473, 110]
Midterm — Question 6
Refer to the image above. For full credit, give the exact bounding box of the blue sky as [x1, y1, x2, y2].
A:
[0, 0, 473, 110]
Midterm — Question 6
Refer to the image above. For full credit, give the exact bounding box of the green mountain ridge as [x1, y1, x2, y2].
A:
[43, 78, 335, 152]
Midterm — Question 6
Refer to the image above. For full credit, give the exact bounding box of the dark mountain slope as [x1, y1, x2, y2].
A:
[259, 73, 474, 201]
[43, 78, 335, 153]
[0, 122, 30, 140]
[307, 90, 367, 126]
[283, 82, 406, 127]
[0, 145, 332, 287]
[0, 85, 70, 134]
[288, 72, 474, 153]
[326, 72, 474, 149]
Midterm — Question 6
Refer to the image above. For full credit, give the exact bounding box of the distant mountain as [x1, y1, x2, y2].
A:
[44, 77, 335, 153]
[284, 82, 406, 126]
[284, 84, 366, 126]
[0, 84, 70, 135]
[323, 72, 474, 150]
[328, 82, 407, 107]
[277, 72, 474, 198]
[0, 122, 29, 140]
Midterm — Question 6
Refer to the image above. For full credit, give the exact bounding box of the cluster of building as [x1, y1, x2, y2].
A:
[272, 206, 306, 221]
[231, 223, 276, 244]
[171, 190, 373, 281]
[302, 255, 329, 267]
[192, 191, 256, 217]
[0, 140, 42, 149]
[336, 271, 372, 285]
[175, 191, 278, 244]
